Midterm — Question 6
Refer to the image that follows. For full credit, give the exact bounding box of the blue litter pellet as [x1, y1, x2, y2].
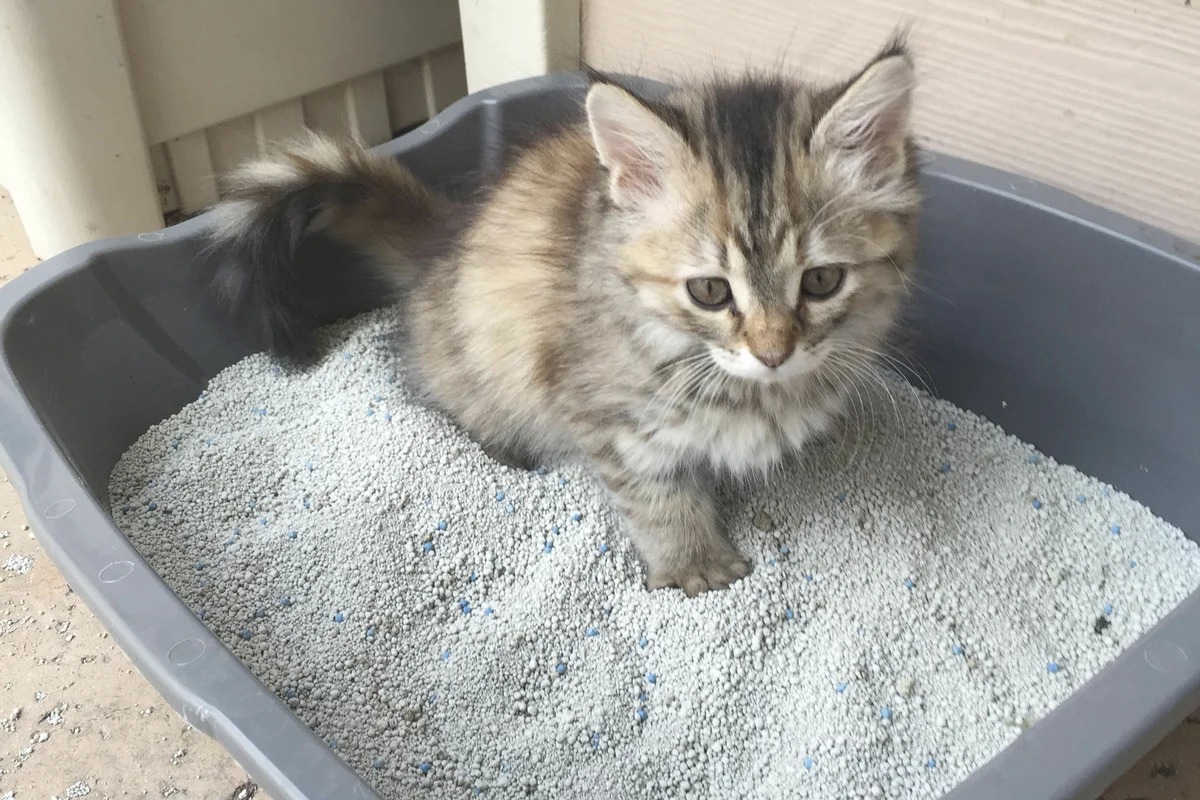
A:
[1129, 559, 1138, 568]
[287, 530, 297, 540]
[639, 691, 649, 702]
[785, 608, 794, 621]
[952, 644, 964, 655]
[484, 607, 494, 617]
[169, 439, 179, 450]
[259, 517, 268, 527]
[639, 637, 649, 648]
[1027, 454, 1041, 464]
[469, 571, 477, 582]
[1046, 662, 1060, 674]
[779, 545, 790, 555]
[543, 541, 554, 554]
[904, 578, 915, 589]
[550, 524, 560, 535]
[328, 737, 338, 749]
[372, 758, 385, 770]
[880, 706, 893, 721]
[585, 627, 599, 637]
[1077, 494, 1087, 504]
[440, 649, 451, 662]
[366, 626, 377, 639]
[1032, 498, 1043, 510]
[333, 612, 344, 623]
[197, 609, 208, 621]
[428, 693, 438, 704]
[1103, 602, 1114, 615]
[598, 543, 610, 555]
[279, 596, 292, 607]
[437, 519, 448, 531]
[926, 758, 938, 770]
[946, 421, 957, 431]
[939, 462, 952, 474]
[253, 608, 266, 619]
[284, 687, 297, 699]
[306, 462, 313, 472]
[555, 663, 567, 675]
[384, 413, 392, 422]
[366, 408, 375, 417]
[239, 629, 253, 640]
[147, 501, 158, 511]
[635, 708, 648, 722]
[590, 733, 600, 750]
[537, 466, 549, 475]
[571, 512, 583, 522]
[835, 682, 847, 694]
[1110, 524, 1122, 536]
[804, 756, 815, 771]
[232, 527, 242, 536]
[418, 762, 432, 775]
[422, 541, 434, 552]
[495, 491, 506, 501]
[646, 672, 657, 684]
[836, 491, 846, 503]
[302, 499, 311, 509]
[505, 503, 515, 513]
[194, 561, 206, 571]
[559, 477, 569, 486]
[804, 573, 814, 583]
[458, 599, 472, 615]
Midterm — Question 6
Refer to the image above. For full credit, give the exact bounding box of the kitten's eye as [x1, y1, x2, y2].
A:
[686, 277, 733, 310]
[800, 266, 846, 299]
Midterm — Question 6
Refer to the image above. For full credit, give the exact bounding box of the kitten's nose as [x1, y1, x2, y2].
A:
[753, 345, 794, 369]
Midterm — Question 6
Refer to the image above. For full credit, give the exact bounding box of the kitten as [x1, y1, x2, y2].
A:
[208, 38, 920, 596]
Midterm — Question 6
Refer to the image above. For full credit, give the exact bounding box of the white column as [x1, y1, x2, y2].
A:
[0, 0, 163, 258]
[457, 0, 581, 93]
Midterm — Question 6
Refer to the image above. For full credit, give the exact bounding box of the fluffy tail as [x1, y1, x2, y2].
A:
[206, 132, 448, 360]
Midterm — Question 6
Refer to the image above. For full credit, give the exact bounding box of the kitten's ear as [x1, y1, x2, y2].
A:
[812, 50, 915, 175]
[586, 83, 688, 208]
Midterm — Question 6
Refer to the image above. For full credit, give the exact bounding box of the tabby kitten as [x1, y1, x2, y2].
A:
[209, 39, 921, 596]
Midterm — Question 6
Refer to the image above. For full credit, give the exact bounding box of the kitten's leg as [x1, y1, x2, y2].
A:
[596, 456, 750, 596]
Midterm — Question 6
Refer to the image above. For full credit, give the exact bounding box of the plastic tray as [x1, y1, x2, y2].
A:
[0, 72, 1197, 800]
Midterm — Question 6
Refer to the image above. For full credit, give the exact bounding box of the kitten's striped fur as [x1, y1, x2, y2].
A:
[209, 38, 921, 596]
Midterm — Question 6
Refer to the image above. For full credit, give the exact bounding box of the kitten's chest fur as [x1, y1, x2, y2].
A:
[626, 379, 838, 476]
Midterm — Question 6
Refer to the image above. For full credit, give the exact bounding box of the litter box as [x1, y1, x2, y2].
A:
[0, 72, 1198, 800]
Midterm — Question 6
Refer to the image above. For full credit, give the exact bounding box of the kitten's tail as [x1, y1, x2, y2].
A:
[206, 131, 449, 360]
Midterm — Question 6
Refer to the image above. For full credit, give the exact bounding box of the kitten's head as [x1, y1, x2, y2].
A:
[586, 40, 920, 387]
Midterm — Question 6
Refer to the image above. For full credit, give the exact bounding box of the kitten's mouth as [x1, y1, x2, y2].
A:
[709, 347, 824, 385]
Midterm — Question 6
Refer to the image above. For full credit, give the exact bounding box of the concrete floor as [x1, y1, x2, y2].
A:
[0, 189, 1195, 799]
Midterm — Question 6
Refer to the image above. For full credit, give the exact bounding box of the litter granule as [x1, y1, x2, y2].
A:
[109, 307, 1200, 799]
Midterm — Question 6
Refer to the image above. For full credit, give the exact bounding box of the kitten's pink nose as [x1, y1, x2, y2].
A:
[753, 345, 794, 369]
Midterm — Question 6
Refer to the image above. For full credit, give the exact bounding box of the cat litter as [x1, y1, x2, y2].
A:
[109, 307, 1200, 800]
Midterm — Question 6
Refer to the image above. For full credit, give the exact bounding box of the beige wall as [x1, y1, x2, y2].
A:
[583, 0, 1200, 246]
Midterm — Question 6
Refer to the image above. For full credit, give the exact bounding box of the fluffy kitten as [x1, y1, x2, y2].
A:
[208, 39, 921, 596]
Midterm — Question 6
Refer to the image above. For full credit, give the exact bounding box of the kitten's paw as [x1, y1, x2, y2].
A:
[647, 548, 751, 597]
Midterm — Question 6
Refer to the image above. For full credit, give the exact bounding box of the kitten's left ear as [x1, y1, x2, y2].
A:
[586, 83, 689, 208]
[812, 47, 915, 175]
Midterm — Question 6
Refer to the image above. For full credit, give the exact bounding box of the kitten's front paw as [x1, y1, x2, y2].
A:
[647, 547, 751, 597]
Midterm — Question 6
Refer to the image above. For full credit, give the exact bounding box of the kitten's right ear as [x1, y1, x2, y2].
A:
[586, 84, 687, 208]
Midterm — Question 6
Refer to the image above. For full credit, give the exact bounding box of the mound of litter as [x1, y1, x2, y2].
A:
[110, 307, 1200, 799]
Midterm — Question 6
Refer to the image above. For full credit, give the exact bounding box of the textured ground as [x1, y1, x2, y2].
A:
[0, 189, 1195, 799]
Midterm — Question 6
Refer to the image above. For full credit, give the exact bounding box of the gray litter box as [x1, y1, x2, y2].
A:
[1, 72, 1198, 800]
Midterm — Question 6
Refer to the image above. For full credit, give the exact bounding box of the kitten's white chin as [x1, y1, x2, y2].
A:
[709, 346, 821, 385]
